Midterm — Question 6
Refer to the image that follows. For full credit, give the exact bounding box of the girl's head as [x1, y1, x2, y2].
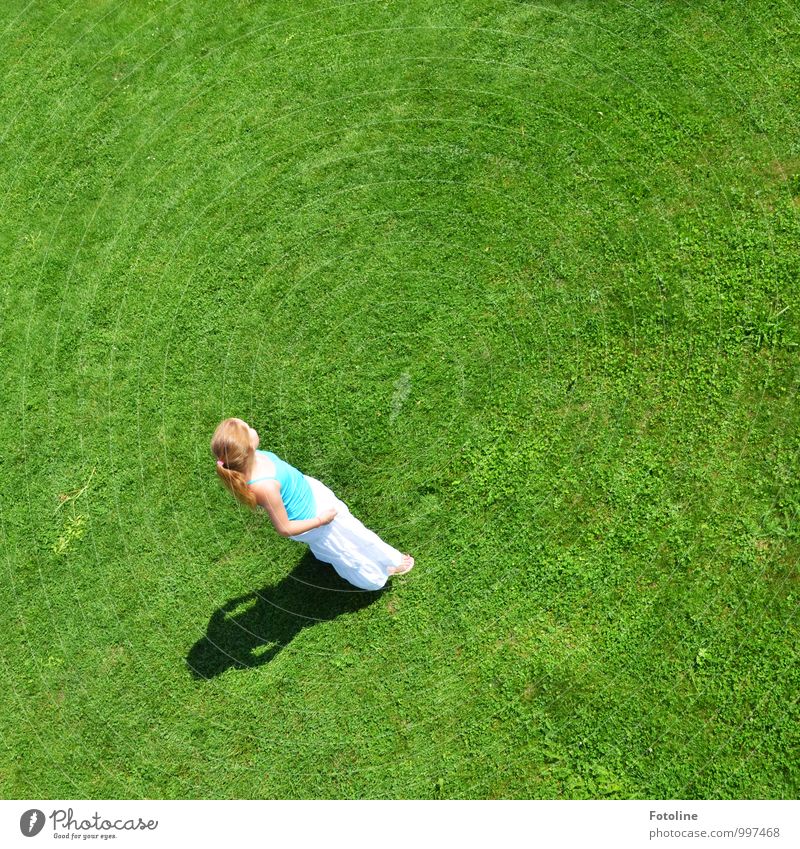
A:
[211, 418, 260, 508]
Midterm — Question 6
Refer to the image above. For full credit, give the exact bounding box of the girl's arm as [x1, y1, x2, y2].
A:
[252, 480, 334, 537]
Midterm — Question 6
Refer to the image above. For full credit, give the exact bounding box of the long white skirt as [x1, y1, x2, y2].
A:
[289, 475, 403, 590]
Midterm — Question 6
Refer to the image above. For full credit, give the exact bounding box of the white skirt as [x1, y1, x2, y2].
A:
[289, 475, 403, 590]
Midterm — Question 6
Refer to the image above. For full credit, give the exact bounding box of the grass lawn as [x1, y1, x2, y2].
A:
[1, 0, 798, 798]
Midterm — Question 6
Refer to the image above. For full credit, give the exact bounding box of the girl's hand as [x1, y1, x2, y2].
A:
[318, 508, 338, 526]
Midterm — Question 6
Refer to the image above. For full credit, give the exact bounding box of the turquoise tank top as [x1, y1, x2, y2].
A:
[246, 450, 316, 521]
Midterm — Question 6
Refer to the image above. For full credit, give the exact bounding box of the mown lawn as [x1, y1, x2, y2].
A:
[1, 0, 798, 798]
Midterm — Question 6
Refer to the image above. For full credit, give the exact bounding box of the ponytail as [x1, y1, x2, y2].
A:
[215, 463, 257, 509]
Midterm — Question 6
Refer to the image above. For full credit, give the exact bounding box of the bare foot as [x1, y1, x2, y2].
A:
[388, 554, 414, 576]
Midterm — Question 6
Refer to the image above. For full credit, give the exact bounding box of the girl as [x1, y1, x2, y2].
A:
[211, 417, 414, 590]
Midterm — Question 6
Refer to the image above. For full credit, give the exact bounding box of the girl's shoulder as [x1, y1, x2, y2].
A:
[248, 451, 279, 484]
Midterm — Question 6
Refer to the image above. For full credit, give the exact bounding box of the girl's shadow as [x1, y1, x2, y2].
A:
[186, 551, 384, 679]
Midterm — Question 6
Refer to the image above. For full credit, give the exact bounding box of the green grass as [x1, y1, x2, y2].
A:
[1, 0, 798, 799]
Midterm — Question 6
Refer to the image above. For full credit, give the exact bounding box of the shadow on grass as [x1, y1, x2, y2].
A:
[186, 551, 384, 680]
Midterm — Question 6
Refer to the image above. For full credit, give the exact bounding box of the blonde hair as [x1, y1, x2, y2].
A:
[211, 418, 257, 509]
